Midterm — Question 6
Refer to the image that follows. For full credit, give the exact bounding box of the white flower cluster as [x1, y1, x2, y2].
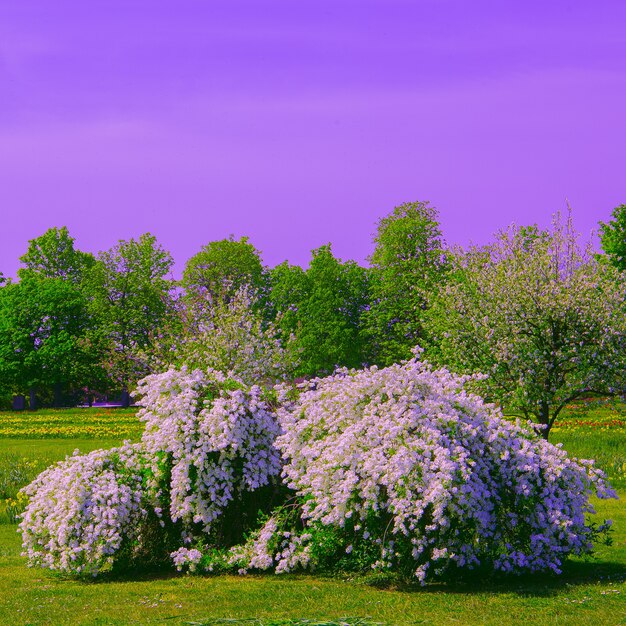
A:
[136, 367, 282, 532]
[171, 547, 203, 572]
[19, 443, 149, 576]
[227, 516, 313, 574]
[273, 357, 616, 582]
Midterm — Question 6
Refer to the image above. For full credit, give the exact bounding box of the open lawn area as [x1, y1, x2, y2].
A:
[0, 404, 625, 625]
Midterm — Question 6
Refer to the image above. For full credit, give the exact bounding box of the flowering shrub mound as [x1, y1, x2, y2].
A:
[135, 368, 282, 544]
[18, 359, 617, 582]
[19, 443, 151, 576]
[259, 356, 617, 582]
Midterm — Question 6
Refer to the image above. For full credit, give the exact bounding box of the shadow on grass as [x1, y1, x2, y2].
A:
[82, 556, 626, 600]
[352, 557, 626, 598]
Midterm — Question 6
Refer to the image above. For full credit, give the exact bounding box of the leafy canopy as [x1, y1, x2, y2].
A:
[182, 236, 265, 306]
[84, 233, 175, 390]
[364, 201, 448, 366]
[269, 245, 369, 378]
[599, 204, 626, 272]
[0, 275, 104, 396]
[18, 226, 95, 283]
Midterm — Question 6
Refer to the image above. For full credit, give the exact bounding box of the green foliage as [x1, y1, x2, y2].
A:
[269, 245, 369, 378]
[364, 201, 448, 366]
[425, 211, 626, 438]
[599, 204, 626, 272]
[0, 227, 103, 402]
[183, 236, 266, 306]
[0, 275, 105, 399]
[83, 233, 175, 391]
[17, 226, 95, 284]
[268, 262, 307, 340]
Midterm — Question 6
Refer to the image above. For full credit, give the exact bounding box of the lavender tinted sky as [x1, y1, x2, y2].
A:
[1, 1, 624, 278]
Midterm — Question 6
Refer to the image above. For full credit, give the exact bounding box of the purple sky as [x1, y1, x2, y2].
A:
[1, 1, 625, 279]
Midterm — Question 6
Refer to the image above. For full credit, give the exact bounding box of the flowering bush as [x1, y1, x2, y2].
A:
[171, 546, 204, 572]
[261, 355, 617, 582]
[18, 357, 617, 582]
[19, 443, 152, 576]
[135, 367, 283, 544]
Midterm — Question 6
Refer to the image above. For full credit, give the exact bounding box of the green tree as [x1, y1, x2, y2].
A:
[18, 226, 95, 283]
[2, 227, 103, 406]
[182, 236, 265, 306]
[364, 201, 448, 366]
[270, 245, 369, 378]
[84, 233, 175, 401]
[0, 276, 105, 407]
[267, 261, 307, 340]
[425, 212, 626, 439]
[599, 204, 626, 272]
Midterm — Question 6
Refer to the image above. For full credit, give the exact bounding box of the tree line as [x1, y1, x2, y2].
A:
[0, 202, 624, 438]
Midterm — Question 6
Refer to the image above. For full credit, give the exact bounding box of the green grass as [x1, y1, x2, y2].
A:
[0, 404, 625, 625]
[552, 398, 626, 489]
[0, 407, 142, 522]
[1, 496, 624, 625]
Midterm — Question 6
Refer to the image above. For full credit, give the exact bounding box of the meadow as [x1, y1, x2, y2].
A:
[0, 403, 625, 625]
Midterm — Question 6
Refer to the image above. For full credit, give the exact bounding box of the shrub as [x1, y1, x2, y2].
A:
[18, 358, 617, 582]
[258, 353, 617, 582]
[19, 443, 153, 576]
[135, 367, 283, 548]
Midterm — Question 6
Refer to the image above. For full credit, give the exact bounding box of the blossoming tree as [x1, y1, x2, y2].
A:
[425, 212, 626, 439]
[151, 285, 300, 386]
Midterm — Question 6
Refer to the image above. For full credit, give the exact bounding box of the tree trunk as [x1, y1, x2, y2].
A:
[53, 382, 63, 408]
[539, 402, 551, 440]
[12, 395, 26, 411]
[29, 387, 37, 411]
[120, 388, 130, 408]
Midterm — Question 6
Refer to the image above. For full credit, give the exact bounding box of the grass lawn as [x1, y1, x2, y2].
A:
[0, 405, 625, 625]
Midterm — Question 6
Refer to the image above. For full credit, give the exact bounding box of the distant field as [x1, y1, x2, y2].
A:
[0, 402, 624, 625]
[0, 407, 142, 524]
[0, 407, 142, 439]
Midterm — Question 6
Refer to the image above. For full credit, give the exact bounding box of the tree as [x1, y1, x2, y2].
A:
[0, 276, 105, 407]
[364, 201, 448, 366]
[18, 226, 95, 283]
[182, 236, 265, 307]
[599, 204, 626, 272]
[267, 261, 307, 341]
[84, 233, 175, 401]
[151, 285, 299, 386]
[424, 212, 626, 439]
[269, 245, 369, 378]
